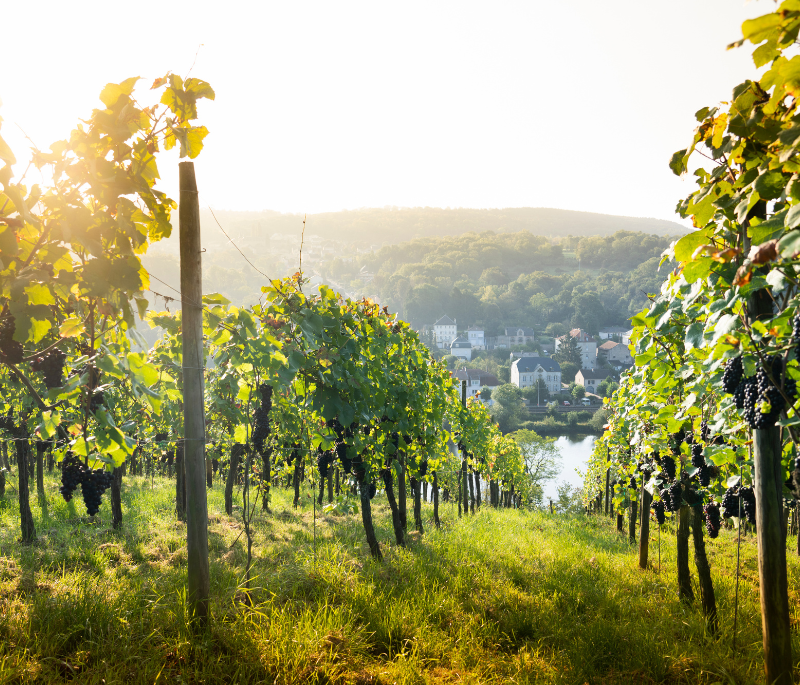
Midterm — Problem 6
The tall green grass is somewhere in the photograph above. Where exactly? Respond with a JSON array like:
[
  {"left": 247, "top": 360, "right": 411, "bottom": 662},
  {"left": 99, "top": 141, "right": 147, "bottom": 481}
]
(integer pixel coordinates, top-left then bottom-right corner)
[{"left": 0, "top": 470, "right": 795, "bottom": 683}]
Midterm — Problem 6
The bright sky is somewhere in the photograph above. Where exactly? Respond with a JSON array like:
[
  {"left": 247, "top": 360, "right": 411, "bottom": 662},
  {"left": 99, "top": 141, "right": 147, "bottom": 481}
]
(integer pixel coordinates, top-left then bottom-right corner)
[{"left": 1, "top": 1, "right": 773, "bottom": 224}]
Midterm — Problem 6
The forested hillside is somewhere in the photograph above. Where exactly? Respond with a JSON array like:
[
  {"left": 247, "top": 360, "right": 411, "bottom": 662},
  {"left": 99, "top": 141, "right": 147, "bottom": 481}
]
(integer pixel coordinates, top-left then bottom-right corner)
[
  {"left": 323, "top": 231, "right": 676, "bottom": 333},
  {"left": 191, "top": 206, "right": 686, "bottom": 247}
]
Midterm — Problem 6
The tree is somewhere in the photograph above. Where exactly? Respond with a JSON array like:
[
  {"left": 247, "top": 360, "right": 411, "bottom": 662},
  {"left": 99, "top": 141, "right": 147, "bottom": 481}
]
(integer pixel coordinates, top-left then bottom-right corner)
[
  {"left": 571, "top": 384, "right": 586, "bottom": 402},
  {"left": 597, "top": 377, "right": 619, "bottom": 397},
  {"left": 490, "top": 384, "right": 526, "bottom": 433},
  {"left": 511, "top": 430, "right": 561, "bottom": 488},
  {"left": 559, "top": 361, "right": 579, "bottom": 384},
  {"left": 545, "top": 322, "right": 567, "bottom": 338},
  {"left": 554, "top": 333, "right": 582, "bottom": 368},
  {"left": 555, "top": 481, "right": 584, "bottom": 514},
  {"left": 442, "top": 354, "right": 459, "bottom": 370}
]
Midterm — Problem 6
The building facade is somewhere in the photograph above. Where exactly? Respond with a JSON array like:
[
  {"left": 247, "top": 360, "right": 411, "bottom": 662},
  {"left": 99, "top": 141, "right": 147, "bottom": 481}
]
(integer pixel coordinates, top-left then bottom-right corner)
[
  {"left": 433, "top": 315, "right": 457, "bottom": 349},
  {"left": 492, "top": 327, "right": 535, "bottom": 349},
  {"left": 510, "top": 357, "right": 562, "bottom": 394},
  {"left": 450, "top": 335, "right": 472, "bottom": 361},
  {"left": 597, "top": 340, "right": 633, "bottom": 367},
  {"left": 575, "top": 368, "right": 615, "bottom": 394},
  {"left": 466, "top": 326, "right": 485, "bottom": 349}
]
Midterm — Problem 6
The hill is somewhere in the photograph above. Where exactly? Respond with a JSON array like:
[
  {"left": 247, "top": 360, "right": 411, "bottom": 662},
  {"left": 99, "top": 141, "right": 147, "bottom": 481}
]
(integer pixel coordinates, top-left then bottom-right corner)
[
  {"left": 322, "top": 230, "right": 675, "bottom": 332},
  {"left": 192, "top": 206, "right": 688, "bottom": 249}
]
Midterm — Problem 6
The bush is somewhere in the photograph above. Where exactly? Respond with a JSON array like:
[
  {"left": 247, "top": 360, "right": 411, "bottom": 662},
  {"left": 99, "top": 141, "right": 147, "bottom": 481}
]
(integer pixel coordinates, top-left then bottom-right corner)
[
  {"left": 567, "top": 412, "right": 579, "bottom": 426},
  {"left": 577, "top": 410, "right": 592, "bottom": 422},
  {"left": 589, "top": 408, "right": 610, "bottom": 432}
]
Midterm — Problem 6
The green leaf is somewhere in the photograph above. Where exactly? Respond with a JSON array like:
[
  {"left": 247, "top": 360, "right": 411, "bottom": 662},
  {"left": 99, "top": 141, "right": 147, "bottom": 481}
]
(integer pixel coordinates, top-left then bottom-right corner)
[
  {"left": 99, "top": 77, "right": 141, "bottom": 108},
  {"left": 674, "top": 230, "right": 709, "bottom": 263},
  {"left": 24, "top": 283, "right": 55, "bottom": 306},
  {"left": 754, "top": 170, "right": 786, "bottom": 200},
  {"left": 59, "top": 316, "right": 85, "bottom": 338},
  {"left": 778, "top": 229, "right": 800, "bottom": 257},
  {"left": 685, "top": 322, "right": 704, "bottom": 350},
  {"left": 786, "top": 203, "right": 800, "bottom": 229},
  {"left": 742, "top": 13, "right": 781, "bottom": 43}
]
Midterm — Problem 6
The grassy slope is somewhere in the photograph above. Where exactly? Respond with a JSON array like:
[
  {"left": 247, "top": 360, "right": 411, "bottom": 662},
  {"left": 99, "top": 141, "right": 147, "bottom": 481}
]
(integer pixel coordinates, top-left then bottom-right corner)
[{"left": 0, "top": 471, "right": 796, "bottom": 684}]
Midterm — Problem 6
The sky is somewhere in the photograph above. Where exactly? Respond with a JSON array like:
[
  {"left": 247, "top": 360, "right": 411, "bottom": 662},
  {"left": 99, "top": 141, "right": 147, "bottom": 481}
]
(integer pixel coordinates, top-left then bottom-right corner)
[{"left": 0, "top": 1, "right": 774, "bottom": 224}]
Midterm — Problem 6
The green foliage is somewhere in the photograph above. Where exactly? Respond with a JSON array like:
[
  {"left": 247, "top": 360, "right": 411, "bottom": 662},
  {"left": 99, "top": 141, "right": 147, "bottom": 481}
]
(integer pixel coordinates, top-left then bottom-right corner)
[
  {"left": 597, "top": 376, "right": 619, "bottom": 398},
  {"left": 559, "top": 360, "right": 579, "bottom": 384},
  {"left": 570, "top": 383, "right": 586, "bottom": 401},
  {"left": 324, "top": 231, "right": 675, "bottom": 332},
  {"left": 554, "top": 334, "right": 582, "bottom": 368}
]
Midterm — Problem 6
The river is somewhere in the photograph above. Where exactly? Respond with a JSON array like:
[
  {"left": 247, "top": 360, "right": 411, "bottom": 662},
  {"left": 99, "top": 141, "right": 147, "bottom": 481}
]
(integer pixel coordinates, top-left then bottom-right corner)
[{"left": 542, "top": 434, "right": 596, "bottom": 502}]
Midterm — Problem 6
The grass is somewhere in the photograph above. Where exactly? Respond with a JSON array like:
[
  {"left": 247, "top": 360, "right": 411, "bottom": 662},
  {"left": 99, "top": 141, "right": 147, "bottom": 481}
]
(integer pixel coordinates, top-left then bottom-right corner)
[{"left": 0, "top": 470, "right": 798, "bottom": 683}]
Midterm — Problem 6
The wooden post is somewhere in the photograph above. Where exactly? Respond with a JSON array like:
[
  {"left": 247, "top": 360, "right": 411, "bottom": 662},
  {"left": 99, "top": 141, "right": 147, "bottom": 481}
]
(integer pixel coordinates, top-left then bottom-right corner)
[
  {"left": 179, "top": 161, "right": 210, "bottom": 624},
  {"left": 638, "top": 484, "right": 651, "bottom": 569},
  {"left": 753, "top": 425, "right": 792, "bottom": 683},
  {"left": 749, "top": 282, "right": 793, "bottom": 684},
  {"left": 432, "top": 470, "right": 441, "bottom": 528},
  {"left": 628, "top": 499, "right": 637, "bottom": 544},
  {"left": 604, "top": 468, "right": 610, "bottom": 516}
]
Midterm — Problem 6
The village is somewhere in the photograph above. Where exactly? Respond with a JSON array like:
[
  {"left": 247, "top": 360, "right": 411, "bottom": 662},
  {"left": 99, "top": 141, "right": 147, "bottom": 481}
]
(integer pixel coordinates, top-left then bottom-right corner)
[{"left": 426, "top": 315, "right": 634, "bottom": 412}]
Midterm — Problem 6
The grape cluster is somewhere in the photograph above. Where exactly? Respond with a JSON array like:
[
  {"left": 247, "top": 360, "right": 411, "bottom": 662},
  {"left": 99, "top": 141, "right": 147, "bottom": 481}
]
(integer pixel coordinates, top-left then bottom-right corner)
[
  {"left": 60, "top": 454, "right": 84, "bottom": 502},
  {"left": 700, "top": 420, "right": 709, "bottom": 443},
  {"left": 740, "top": 486, "right": 757, "bottom": 524},
  {"left": 721, "top": 487, "right": 741, "bottom": 518},
  {"left": 81, "top": 468, "right": 114, "bottom": 516},
  {"left": 629, "top": 476, "right": 637, "bottom": 490},
  {"left": 0, "top": 316, "right": 23, "bottom": 364},
  {"left": 661, "top": 455, "right": 676, "bottom": 481},
  {"left": 317, "top": 449, "right": 334, "bottom": 478},
  {"left": 703, "top": 503, "right": 721, "bottom": 538},
  {"left": 59, "top": 456, "right": 113, "bottom": 515},
  {"left": 660, "top": 488, "right": 674, "bottom": 513},
  {"left": 155, "top": 432, "right": 168, "bottom": 443},
  {"left": 722, "top": 357, "right": 744, "bottom": 394},
  {"left": 653, "top": 500, "right": 666, "bottom": 524},
  {"left": 368, "top": 482, "right": 377, "bottom": 499},
  {"left": 669, "top": 481, "right": 683, "bottom": 509},
  {"left": 734, "top": 357, "right": 794, "bottom": 430},
  {"left": 794, "top": 312, "right": 800, "bottom": 359},
  {"left": 697, "top": 464, "right": 711, "bottom": 487},
  {"left": 336, "top": 441, "right": 352, "bottom": 474},
  {"left": 30, "top": 348, "right": 66, "bottom": 388},
  {"left": 691, "top": 443, "right": 704, "bottom": 468}
]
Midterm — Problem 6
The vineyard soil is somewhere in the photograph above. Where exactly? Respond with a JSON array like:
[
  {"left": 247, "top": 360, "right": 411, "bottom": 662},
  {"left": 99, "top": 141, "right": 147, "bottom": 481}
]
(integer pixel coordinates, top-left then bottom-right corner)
[{"left": 0, "top": 474, "right": 796, "bottom": 684}]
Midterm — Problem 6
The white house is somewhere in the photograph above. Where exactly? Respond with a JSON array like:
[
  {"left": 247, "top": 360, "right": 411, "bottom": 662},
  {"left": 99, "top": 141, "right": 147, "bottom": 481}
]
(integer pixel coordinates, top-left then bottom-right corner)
[
  {"left": 450, "top": 335, "right": 472, "bottom": 361},
  {"left": 555, "top": 328, "right": 597, "bottom": 369},
  {"left": 597, "top": 340, "right": 633, "bottom": 367},
  {"left": 575, "top": 368, "right": 615, "bottom": 394},
  {"left": 621, "top": 329, "right": 634, "bottom": 346},
  {"left": 466, "top": 326, "right": 485, "bottom": 350},
  {"left": 433, "top": 315, "right": 457, "bottom": 349},
  {"left": 598, "top": 326, "right": 628, "bottom": 340},
  {"left": 510, "top": 357, "right": 562, "bottom": 394},
  {"left": 452, "top": 368, "right": 501, "bottom": 400}
]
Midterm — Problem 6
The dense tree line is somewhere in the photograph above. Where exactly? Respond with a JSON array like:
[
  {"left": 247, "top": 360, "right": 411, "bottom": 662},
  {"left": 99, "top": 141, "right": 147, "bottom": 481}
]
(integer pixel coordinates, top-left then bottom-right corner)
[{"left": 324, "top": 231, "right": 676, "bottom": 333}]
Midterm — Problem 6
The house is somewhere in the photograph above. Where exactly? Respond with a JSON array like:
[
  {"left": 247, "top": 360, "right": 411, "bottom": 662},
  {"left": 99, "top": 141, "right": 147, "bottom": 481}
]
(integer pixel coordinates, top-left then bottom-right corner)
[
  {"left": 598, "top": 326, "right": 628, "bottom": 341},
  {"left": 450, "top": 336, "right": 472, "bottom": 361},
  {"left": 597, "top": 340, "right": 633, "bottom": 367},
  {"left": 510, "top": 357, "right": 562, "bottom": 394},
  {"left": 621, "top": 329, "right": 634, "bottom": 346},
  {"left": 491, "top": 327, "right": 535, "bottom": 349},
  {"left": 466, "top": 326, "right": 485, "bottom": 350},
  {"left": 452, "top": 368, "right": 501, "bottom": 400},
  {"left": 433, "top": 315, "right": 457, "bottom": 349},
  {"left": 555, "top": 329, "right": 597, "bottom": 369},
  {"left": 575, "top": 368, "right": 615, "bottom": 394}
]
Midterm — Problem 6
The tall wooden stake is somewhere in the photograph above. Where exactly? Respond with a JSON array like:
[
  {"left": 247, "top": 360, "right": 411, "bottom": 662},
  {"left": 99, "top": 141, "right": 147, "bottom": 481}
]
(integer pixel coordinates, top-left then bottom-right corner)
[
  {"left": 749, "top": 284, "right": 792, "bottom": 684},
  {"left": 179, "top": 162, "right": 210, "bottom": 624}
]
